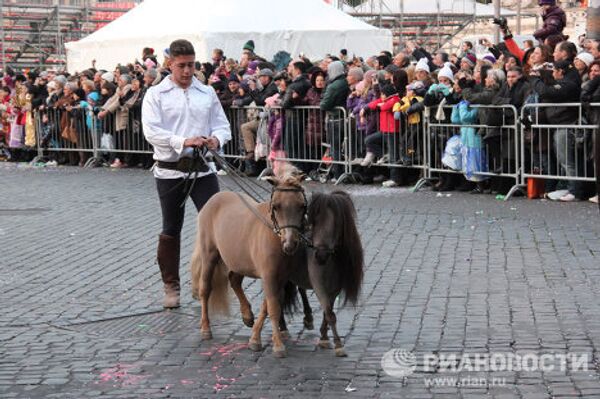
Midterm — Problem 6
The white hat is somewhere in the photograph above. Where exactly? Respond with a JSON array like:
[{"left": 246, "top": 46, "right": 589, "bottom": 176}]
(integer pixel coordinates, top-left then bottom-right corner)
[
  {"left": 415, "top": 58, "right": 430, "bottom": 74},
  {"left": 438, "top": 62, "right": 454, "bottom": 82},
  {"left": 101, "top": 72, "right": 114, "bottom": 82},
  {"left": 576, "top": 52, "right": 594, "bottom": 67}
]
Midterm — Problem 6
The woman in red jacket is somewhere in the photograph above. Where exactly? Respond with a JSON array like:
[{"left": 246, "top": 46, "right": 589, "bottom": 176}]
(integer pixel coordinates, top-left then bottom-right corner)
[{"left": 362, "top": 83, "right": 402, "bottom": 187}]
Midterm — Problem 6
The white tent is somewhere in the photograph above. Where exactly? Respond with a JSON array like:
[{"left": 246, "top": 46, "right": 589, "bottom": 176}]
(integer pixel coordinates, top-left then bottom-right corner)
[
  {"left": 65, "top": 0, "right": 392, "bottom": 72},
  {"left": 343, "top": 0, "right": 516, "bottom": 16}
]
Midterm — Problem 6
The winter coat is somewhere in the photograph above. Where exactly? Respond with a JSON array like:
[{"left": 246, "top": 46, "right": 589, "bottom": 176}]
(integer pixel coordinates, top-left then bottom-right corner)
[
  {"left": 351, "top": 89, "right": 378, "bottom": 134},
  {"left": 581, "top": 76, "right": 600, "bottom": 126},
  {"left": 102, "top": 84, "right": 132, "bottom": 132},
  {"left": 529, "top": 65, "right": 581, "bottom": 125},
  {"left": 304, "top": 87, "right": 325, "bottom": 147},
  {"left": 281, "top": 75, "right": 311, "bottom": 109},
  {"left": 249, "top": 81, "right": 278, "bottom": 106},
  {"left": 320, "top": 74, "right": 349, "bottom": 118},
  {"left": 533, "top": 5, "right": 566, "bottom": 42},
  {"left": 367, "top": 94, "right": 400, "bottom": 134}
]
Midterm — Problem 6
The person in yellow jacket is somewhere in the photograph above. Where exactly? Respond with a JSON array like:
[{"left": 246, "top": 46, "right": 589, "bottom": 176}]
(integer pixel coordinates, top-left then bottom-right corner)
[{"left": 393, "top": 80, "right": 425, "bottom": 164}]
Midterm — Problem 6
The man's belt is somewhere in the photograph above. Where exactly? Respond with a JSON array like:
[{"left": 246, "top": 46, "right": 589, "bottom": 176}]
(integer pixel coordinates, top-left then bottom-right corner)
[{"left": 156, "top": 157, "right": 210, "bottom": 173}]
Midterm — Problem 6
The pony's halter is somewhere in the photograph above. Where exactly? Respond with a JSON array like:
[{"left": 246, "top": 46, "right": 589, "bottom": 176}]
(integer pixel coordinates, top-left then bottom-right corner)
[{"left": 269, "top": 186, "right": 308, "bottom": 237}]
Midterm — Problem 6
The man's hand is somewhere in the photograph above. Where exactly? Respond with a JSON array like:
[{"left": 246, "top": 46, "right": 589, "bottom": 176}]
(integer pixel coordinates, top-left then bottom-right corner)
[
  {"left": 206, "top": 136, "right": 220, "bottom": 150},
  {"left": 98, "top": 110, "right": 107, "bottom": 119},
  {"left": 183, "top": 136, "right": 207, "bottom": 148}
]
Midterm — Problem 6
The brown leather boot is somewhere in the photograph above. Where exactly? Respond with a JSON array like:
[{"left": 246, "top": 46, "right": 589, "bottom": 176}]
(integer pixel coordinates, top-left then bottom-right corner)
[{"left": 157, "top": 234, "right": 180, "bottom": 309}]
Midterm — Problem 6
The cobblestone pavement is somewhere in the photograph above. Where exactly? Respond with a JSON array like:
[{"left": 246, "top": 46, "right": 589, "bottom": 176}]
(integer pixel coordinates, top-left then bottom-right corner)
[{"left": 1, "top": 162, "right": 600, "bottom": 398}]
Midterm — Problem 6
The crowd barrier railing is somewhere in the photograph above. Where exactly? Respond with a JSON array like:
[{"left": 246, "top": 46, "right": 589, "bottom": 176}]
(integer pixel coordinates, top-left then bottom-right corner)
[
  {"left": 520, "top": 103, "right": 598, "bottom": 189},
  {"left": 26, "top": 102, "right": 598, "bottom": 201},
  {"left": 346, "top": 107, "right": 429, "bottom": 185},
  {"left": 415, "top": 104, "right": 523, "bottom": 199}
]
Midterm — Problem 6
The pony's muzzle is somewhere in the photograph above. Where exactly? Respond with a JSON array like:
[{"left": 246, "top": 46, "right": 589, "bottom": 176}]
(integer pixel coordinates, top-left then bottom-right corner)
[{"left": 282, "top": 231, "right": 300, "bottom": 255}]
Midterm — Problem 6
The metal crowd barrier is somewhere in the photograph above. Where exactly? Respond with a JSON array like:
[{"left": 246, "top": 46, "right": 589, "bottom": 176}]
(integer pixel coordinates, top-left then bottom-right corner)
[
  {"left": 521, "top": 103, "right": 598, "bottom": 187},
  {"left": 27, "top": 102, "right": 598, "bottom": 201},
  {"left": 265, "top": 105, "right": 351, "bottom": 184},
  {"left": 416, "top": 104, "right": 522, "bottom": 199},
  {"left": 33, "top": 106, "right": 99, "bottom": 166},
  {"left": 346, "top": 106, "right": 428, "bottom": 183}
]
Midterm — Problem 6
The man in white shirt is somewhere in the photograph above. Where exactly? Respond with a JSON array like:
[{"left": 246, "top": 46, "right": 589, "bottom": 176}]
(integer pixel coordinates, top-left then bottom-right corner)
[{"left": 142, "top": 39, "right": 231, "bottom": 309}]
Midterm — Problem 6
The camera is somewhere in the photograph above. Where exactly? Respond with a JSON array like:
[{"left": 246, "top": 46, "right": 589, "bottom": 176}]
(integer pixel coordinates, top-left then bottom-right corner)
[{"left": 492, "top": 17, "right": 508, "bottom": 30}]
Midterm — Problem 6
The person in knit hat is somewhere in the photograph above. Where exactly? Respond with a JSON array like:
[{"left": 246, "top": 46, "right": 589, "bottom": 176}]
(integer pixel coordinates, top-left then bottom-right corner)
[
  {"left": 575, "top": 52, "right": 594, "bottom": 81},
  {"left": 243, "top": 40, "right": 255, "bottom": 55},
  {"left": 414, "top": 58, "right": 431, "bottom": 87},
  {"left": 460, "top": 53, "right": 477, "bottom": 71},
  {"left": 437, "top": 62, "right": 455, "bottom": 87}
]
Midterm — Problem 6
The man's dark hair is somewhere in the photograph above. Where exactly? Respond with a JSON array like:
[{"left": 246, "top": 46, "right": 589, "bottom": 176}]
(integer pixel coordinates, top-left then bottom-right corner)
[
  {"left": 464, "top": 41, "right": 473, "bottom": 49},
  {"left": 381, "top": 50, "right": 393, "bottom": 59},
  {"left": 213, "top": 48, "right": 224, "bottom": 57},
  {"left": 169, "top": 39, "right": 195, "bottom": 58},
  {"left": 293, "top": 61, "right": 308, "bottom": 74},
  {"left": 557, "top": 41, "right": 577, "bottom": 61},
  {"left": 508, "top": 66, "right": 524, "bottom": 75},
  {"left": 376, "top": 55, "right": 391, "bottom": 68},
  {"left": 553, "top": 59, "right": 572, "bottom": 73}
]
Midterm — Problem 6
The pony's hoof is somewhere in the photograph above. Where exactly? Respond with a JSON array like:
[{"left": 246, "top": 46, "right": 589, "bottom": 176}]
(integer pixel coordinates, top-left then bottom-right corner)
[
  {"left": 273, "top": 348, "right": 287, "bottom": 358},
  {"left": 248, "top": 341, "right": 262, "bottom": 352},
  {"left": 243, "top": 316, "right": 254, "bottom": 328},
  {"left": 201, "top": 330, "right": 213, "bottom": 340},
  {"left": 318, "top": 340, "right": 332, "bottom": 349},
  {"left": 303, "top": 319, "right": 314, "bottom": 330},
  {"left": 280, "top": 330, "right": 291, "bottom": 340},
  {"left": 335, "top": 347, "right": 348, "bottom": 357}
]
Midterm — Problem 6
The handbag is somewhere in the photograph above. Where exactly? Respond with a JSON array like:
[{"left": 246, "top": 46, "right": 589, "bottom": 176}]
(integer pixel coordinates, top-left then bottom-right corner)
[{"left": 61, "top": 119, "right": 78, "bottom": 144}]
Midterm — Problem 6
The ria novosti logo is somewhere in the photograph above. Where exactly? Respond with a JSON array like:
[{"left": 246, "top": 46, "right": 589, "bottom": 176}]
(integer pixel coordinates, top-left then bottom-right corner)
[{"left": 381, "top": 349, "right": 417, "bottom": 377}]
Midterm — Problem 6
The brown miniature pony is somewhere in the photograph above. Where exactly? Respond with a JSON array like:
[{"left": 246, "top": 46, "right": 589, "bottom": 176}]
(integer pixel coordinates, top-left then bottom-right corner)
[{"left": 190, "top": 167, "right": 307, "bottom": 357}]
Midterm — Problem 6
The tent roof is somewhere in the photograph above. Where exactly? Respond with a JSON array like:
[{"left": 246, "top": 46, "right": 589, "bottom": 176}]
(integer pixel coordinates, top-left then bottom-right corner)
[
  {"left": 77, "top": 0, "right": 384, "bottom": 44},
  {"left": 343, "top": 0, "right": 516, "bottom": 17}
]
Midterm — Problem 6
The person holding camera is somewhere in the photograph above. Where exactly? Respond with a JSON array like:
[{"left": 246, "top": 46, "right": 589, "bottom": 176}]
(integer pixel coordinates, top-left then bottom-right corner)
[{"left": 142, "top": 39, "right": 232, "bottom": 308}]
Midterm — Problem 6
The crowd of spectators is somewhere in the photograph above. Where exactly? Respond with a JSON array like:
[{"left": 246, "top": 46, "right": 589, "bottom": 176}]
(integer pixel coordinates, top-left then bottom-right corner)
[{"left": 0, "top": 0, "right": 598, "bottom": 203}]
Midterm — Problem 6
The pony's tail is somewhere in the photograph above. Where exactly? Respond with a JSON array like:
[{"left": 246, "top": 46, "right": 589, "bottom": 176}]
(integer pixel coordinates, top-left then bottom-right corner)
[
  {"left": 189, "top": 230, "right": 203, "bottom": 301},
  {"left": 282, "top": 281, "right": 299, "bottom": 316},
  {"left": 190, "top": 229, "right": 230, "bottom": 315},
  {"left": 207, "top": 260, "right": 231, "bottom": 316}
]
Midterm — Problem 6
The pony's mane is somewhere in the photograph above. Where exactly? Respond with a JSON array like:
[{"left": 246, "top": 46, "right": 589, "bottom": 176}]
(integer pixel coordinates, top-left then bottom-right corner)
[
  {"left": 308, "top": 190, "right": 364, "bottom": 306},
  {"left": 276, "top": 163, "right": 303, "bottom": 187}
]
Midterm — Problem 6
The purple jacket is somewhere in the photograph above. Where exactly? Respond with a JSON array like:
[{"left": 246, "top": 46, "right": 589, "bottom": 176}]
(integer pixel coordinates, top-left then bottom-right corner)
[
  {"left": 533, "top": 6, "right": 566, "bottom": 42},
  {"left": 350, "top": 89, "right": 377, "bottom": 135},
  {"left": 268, "top": 111, "right": 283, "bottom": 151}
]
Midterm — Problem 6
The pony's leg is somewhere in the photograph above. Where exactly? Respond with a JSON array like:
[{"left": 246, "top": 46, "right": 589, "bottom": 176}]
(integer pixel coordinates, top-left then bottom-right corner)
[
  {"left": 278, "top": 311, "right": 290, "bottom": 339},
  {"left": 263, "top": 282, "right": 286, "bottom": 357},
  {"left": 325, "top": 303, "right": 347, "bottom": 357},
  {"left": 318, "top": 312, "right": 332, "bottom": 349},
  {"left": 249, "top": 299, "right": 268, "bottom": 352},
  {"left": 228, "top": 272, "right": 254, "bottom": 328},
  {"left": 299, "top": 288, "right": 314, "bottom": 330},
  {"left": 199, "top": 252, "right": 218, "bottom": 340}
]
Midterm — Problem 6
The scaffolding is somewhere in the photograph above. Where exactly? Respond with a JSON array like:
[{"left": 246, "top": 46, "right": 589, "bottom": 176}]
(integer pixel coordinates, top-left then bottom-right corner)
[
  {"left": 340, "top": 0, "right": 530, "bottom": 52},
  {"left": 1, "top": 0, "right": 141, "bottom": 70}
]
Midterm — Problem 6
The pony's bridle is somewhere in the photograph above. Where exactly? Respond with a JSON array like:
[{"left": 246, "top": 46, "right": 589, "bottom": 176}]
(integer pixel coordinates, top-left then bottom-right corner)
[{"left": 269, "top": 186, "right": 308, "bottom": 238}]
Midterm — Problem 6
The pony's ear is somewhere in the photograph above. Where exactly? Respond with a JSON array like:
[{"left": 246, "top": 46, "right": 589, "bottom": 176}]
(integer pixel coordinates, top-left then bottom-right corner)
[
  {"left": 294, "top": 172, "right": 307, "bottom": 183},
  {"left": 264, "top": 176, "right": 278, "bottom": 186}
]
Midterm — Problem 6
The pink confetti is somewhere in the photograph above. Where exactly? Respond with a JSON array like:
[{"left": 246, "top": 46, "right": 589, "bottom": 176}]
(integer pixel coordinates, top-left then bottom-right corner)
[{"left": 180, "top": 379, "right": 194, "bottom": 385}]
